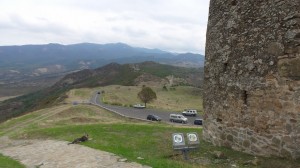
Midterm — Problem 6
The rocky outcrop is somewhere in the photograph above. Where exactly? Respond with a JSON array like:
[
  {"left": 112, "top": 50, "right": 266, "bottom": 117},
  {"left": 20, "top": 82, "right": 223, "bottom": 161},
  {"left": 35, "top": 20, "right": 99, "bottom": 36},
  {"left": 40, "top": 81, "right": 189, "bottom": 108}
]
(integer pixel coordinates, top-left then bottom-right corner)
[{"left": 203, "top": 0, "right": 300, "bottom": 159}]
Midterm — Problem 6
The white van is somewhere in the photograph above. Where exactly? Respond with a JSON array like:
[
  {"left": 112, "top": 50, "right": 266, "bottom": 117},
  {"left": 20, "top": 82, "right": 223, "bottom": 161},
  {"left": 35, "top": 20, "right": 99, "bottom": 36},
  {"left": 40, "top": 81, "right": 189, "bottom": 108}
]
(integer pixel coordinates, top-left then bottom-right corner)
[
  {"left": 169, "top": 114, "right": 188, "bottom": 124},
  {"left": 182, "top": 109, "right": 197, "bottom": 116}
]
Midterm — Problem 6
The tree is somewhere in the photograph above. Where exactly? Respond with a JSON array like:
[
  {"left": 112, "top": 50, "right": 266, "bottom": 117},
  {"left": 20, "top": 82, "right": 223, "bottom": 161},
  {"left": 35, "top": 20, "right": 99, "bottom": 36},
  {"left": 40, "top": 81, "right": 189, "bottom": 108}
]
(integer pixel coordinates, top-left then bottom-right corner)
[{"left": 137, "top": 86, "right": 157, "bottom": 107}]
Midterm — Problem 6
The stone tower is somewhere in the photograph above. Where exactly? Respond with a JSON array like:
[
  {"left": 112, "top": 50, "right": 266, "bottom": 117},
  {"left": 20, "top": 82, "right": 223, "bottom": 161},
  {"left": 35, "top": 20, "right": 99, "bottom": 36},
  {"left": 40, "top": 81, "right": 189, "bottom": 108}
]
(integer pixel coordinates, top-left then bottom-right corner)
[{"left": 203, "top": 0, "right": 300, "bottom": 158}]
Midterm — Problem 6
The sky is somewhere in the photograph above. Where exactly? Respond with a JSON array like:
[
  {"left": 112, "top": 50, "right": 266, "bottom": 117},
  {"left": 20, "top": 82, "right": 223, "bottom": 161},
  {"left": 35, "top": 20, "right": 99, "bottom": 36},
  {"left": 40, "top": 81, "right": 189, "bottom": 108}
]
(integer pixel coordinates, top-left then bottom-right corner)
[{"left": 0, "top": 0, "right": 210, "bottom": 54}]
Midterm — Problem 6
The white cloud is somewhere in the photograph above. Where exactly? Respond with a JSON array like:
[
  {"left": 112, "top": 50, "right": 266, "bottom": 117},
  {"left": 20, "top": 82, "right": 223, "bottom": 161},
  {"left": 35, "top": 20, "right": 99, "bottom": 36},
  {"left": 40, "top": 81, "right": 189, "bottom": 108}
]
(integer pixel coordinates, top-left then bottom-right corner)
[{"left": 0, "top": 0, "right": 210, "bottom": 54}]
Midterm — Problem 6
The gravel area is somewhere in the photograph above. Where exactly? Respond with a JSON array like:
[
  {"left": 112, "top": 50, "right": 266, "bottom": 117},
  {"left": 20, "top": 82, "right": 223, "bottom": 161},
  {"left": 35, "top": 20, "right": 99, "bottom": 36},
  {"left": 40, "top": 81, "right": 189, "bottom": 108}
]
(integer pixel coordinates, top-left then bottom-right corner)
[{"left": 0, "top": 136, "right": 150, "bottom": 168}]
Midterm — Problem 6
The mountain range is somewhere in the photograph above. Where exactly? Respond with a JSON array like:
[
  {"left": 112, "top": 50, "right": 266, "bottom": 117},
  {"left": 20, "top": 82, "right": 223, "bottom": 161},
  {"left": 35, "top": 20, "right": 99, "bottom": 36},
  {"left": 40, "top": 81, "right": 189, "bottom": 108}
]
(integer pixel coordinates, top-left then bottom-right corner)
[
  {"left": 0, "top": 43, "right": 204, "bottom": 97},
  {"left": 0, "top": 42, "right": 204, "bottom": 75}
]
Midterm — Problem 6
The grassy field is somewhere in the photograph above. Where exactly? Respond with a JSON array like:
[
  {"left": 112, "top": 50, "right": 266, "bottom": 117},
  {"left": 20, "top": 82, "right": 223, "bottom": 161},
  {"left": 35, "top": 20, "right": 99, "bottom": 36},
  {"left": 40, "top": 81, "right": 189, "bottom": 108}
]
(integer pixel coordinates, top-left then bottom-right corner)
[
  {"left": 99, "top": 85, "right": 203, "bottom": 113},
  {"left": 1, "top": 86, "right": 299, "bottom": 168}
]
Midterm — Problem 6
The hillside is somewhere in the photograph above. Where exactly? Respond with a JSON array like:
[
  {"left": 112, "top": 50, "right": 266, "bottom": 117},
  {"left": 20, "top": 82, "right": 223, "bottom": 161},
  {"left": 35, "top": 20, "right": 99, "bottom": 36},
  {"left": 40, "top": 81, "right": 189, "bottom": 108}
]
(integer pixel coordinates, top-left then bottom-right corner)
[
  {"left": 0, "top": 43, "right": 204, "bottom": 97},
  {"left": 1, "top": 90, "right": 298, "bottom": 168},
  {"left": 0, "top": 62, "right": 203, "bottom": 122},
  {"left": 56, "top": 61, "right": 203, "bottom": 88}
]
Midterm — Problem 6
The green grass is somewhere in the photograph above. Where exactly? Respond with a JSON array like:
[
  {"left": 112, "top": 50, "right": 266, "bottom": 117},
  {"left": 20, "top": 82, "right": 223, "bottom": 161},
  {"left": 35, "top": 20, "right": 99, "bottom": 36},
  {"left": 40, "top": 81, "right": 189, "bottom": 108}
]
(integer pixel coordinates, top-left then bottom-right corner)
[
  {"left": 17, "top": 123, "right": 202, "bottom": 168},
  {"left": 0, "top": 154, "right": 25, "bottom": 168},
  {"left": 12, "top": 122, "right": 300, "bottom": 168}
]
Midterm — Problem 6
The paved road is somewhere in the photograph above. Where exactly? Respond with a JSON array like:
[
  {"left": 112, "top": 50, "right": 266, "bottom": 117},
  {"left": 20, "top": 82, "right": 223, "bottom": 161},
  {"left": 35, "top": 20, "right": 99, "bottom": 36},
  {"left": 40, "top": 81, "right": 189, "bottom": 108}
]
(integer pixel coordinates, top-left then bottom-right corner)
[{"left": 90, "top": 93, "right": 202, "bottom": 126}]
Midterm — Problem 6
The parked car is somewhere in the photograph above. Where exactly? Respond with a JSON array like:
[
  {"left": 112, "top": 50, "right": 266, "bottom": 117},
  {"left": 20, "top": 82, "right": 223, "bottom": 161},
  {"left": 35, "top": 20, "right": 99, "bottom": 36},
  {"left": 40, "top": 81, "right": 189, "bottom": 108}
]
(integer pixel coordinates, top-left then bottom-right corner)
[
  {"left": 169, "top": 114, "right": 188, "bottom": 124},
  {"left": 194, "top": 119, "right": 203, "bottom": 125},
  {"left": 182, "top": 109, "right": 197, "bottom": 116},
  {"left": 133, "top": 104, "right": 146, "bottom": 109},
  {"left": 147, "top": 114, "right": 161, "bottom": 121}
]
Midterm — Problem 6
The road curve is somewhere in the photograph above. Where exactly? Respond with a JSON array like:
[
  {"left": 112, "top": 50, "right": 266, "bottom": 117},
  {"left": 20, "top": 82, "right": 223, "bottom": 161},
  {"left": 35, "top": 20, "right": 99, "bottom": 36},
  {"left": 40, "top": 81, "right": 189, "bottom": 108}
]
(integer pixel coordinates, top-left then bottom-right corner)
[{"left": 90, "top": 92, "right": 202, "bottom": 126}]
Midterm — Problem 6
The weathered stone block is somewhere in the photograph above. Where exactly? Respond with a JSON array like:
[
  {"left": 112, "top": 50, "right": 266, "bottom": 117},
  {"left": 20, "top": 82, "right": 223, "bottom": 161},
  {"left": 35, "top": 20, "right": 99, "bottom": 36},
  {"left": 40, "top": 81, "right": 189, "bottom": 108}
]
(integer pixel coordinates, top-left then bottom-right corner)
[
  {"left": 282, "top": 136, "right": 292, "bottom": 146},
  {"left": 286, "top": 124, "right": 293, "bottom": 134},
  {"left": 278, "top": 58, "right": 300, "bottom": 79},
  {"left": 243, "top": 140, "right": 251, "bottom": 148},
  {"left": 227, "top": 134, "right": 234, "bottom": 142},
  {"left": 220, "top": 133, "right": 226, "bottom": 140},
  {"left": 266, "top": 42, "right": 284, "bottom": 56},
  {"left": 251, "top": 144, "right": 261, "bottom": 154},
  {"left": 250, "top": 137, "right": 257, "bottom": 143},
  {"left": 281, "top": 148, "right": 292, "bottom": 158},
  {"left": 272, "top": 137, "right": 281, "bottom": 148}
]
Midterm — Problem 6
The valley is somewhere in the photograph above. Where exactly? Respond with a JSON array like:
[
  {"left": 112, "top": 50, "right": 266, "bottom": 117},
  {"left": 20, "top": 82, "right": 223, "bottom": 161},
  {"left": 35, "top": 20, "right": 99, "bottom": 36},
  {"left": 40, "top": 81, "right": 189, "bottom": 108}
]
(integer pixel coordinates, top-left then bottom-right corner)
[{"left": 0, "top": 62, "right": 203, "bottom": 123}]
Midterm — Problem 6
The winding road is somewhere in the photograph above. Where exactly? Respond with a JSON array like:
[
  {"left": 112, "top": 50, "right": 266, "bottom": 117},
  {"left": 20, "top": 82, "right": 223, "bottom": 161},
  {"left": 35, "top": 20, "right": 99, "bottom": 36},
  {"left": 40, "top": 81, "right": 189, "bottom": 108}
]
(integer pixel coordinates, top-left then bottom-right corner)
[{"left": 90, "top": 92, "right": 202, "bottom": 126}]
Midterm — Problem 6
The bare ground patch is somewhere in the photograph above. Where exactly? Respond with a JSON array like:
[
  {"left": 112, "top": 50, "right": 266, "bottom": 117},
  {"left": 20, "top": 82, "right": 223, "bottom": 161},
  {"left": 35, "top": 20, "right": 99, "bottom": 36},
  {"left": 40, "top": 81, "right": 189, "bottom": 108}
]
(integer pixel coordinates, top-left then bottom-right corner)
[{"left": 0, "top": 138, "right": 150, "bottom": 168}]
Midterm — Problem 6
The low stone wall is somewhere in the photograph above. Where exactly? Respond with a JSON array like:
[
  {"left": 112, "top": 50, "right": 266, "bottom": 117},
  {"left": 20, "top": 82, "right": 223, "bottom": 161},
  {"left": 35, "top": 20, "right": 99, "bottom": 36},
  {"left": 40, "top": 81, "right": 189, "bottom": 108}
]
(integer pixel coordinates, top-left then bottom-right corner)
[{"left": 203, "top": 0, "right": 300, "bottom": 159}]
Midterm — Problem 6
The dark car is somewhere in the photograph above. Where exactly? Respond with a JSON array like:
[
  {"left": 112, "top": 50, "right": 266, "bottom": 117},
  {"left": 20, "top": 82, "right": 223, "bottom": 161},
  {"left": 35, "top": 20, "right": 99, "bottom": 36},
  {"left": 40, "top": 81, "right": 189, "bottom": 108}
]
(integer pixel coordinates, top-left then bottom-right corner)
[
  {"left": 147, "top": 114, "right": 161, "bottom": 121},
  {"left": 194, "top": 119, "right": 203, "bottom": 125}
]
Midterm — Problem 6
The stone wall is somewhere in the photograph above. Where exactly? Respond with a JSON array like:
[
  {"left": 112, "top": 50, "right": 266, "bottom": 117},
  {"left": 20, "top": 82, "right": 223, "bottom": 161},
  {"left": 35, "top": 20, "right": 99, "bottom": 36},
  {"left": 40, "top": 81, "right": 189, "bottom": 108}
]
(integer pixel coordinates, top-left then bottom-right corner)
[{"left": 203, "top": 0, "right": 300, "bottom": 159}]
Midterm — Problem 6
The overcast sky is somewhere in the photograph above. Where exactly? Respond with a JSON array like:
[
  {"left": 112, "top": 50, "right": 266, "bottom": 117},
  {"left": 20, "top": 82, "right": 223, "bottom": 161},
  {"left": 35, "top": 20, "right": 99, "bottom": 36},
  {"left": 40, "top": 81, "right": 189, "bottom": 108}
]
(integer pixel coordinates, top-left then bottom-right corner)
[{"left": 0, "top": 0, "right": 210, "bottom": 54}]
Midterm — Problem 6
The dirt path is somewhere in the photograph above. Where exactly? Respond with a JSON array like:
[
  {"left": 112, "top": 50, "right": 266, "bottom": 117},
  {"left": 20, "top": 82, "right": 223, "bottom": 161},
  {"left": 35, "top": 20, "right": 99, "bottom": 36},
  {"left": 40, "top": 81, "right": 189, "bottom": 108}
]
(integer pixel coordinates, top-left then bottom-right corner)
[
  {"left": 0, "top": 104, "right": 151, "bottom": 168},
  {"left": 0, "top": 137, "right": 150, "bottom": 168}
]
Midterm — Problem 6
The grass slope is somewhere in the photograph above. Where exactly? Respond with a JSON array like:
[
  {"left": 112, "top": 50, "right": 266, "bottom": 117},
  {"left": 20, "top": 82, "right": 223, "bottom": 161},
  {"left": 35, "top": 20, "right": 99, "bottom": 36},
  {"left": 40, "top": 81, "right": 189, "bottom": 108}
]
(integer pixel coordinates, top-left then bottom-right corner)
[{"left": 0, "top": 92, "right": 299, "bottom": 167}]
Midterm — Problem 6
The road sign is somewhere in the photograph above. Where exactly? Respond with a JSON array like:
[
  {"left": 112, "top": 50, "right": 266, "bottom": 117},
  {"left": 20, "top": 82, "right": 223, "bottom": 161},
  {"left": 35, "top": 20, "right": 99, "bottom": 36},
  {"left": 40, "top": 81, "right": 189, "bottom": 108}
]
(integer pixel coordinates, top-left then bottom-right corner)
[
  {"left": 186, "top": 132, "right": 200, "bottom": 146},
  {"left": 172, "top": 132, "right": 200, "bottom": 160},
  {"left": 172, "top": 133, "right": 185, "bottom": 149}
]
